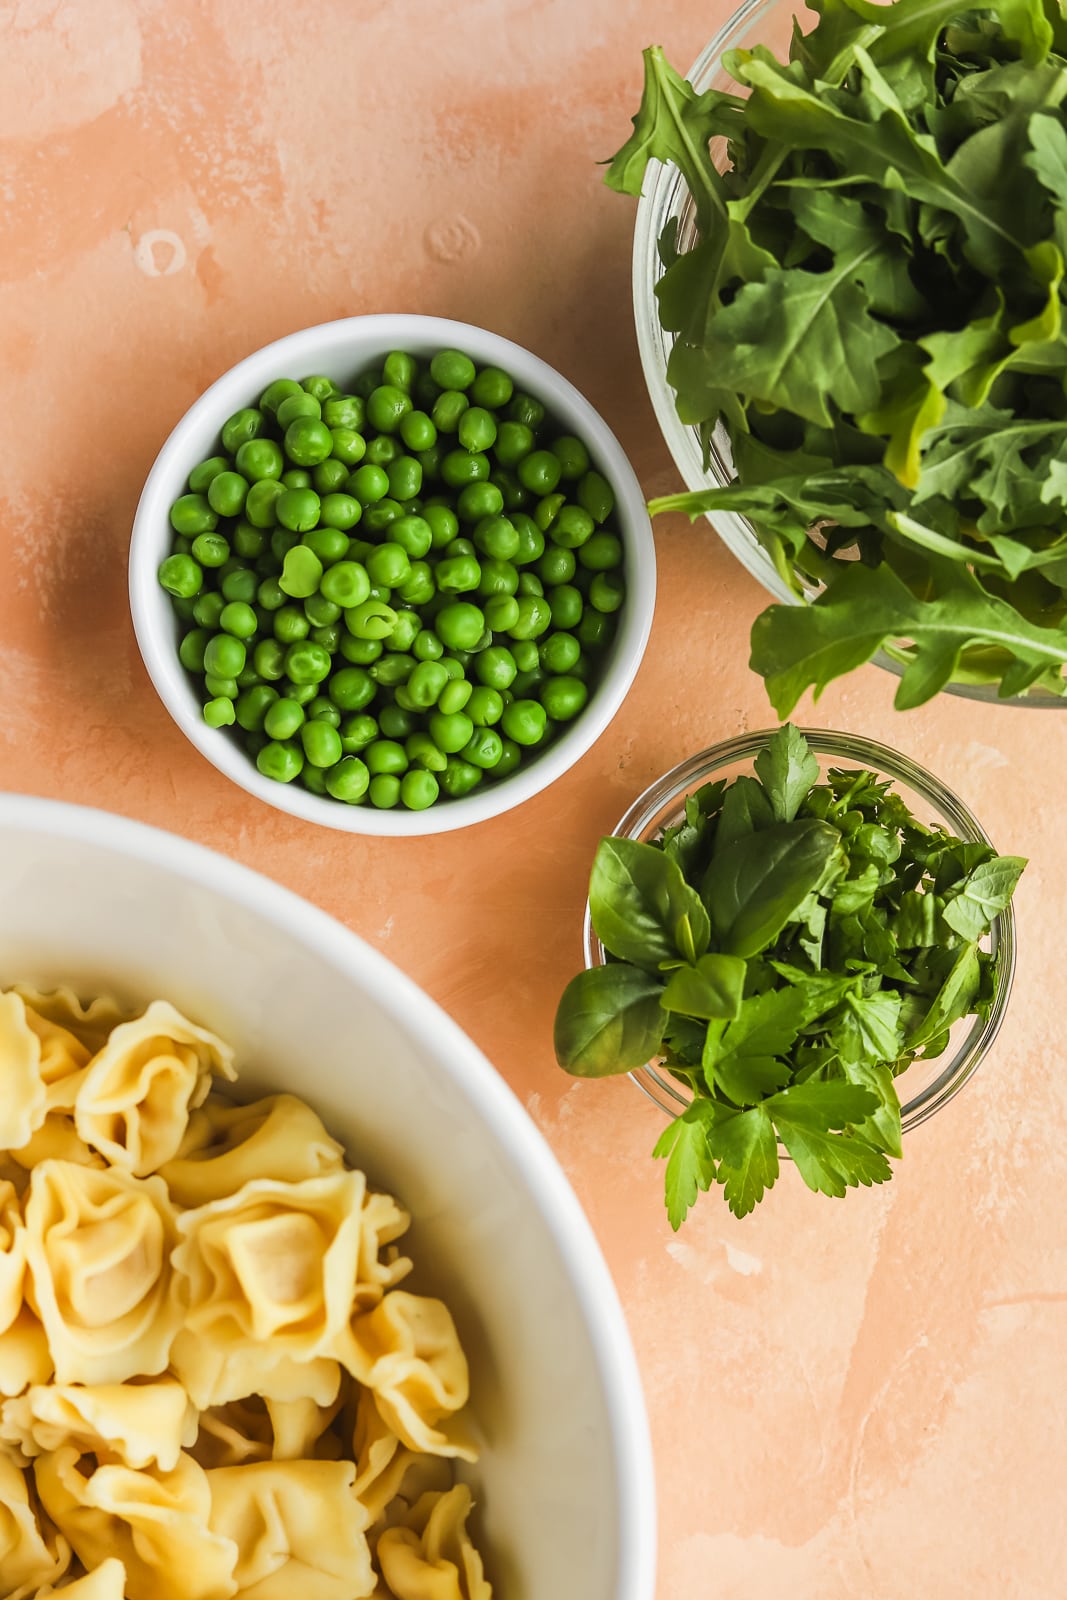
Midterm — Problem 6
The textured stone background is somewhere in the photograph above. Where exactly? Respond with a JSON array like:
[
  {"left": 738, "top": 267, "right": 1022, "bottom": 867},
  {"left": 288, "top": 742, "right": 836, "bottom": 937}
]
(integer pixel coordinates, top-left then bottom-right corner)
[{"left": 2, "top": 2, "right": 1064, "bottom": 1595}]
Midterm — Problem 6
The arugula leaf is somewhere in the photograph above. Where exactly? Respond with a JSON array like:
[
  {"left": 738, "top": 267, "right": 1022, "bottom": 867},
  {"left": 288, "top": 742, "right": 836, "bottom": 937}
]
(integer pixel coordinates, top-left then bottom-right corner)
[
  {"left": 653, "top": 1099, "right": 719, "bottom": 1230},
  {"left": 707, "top": 1104, "right": 780, "bottom": 1218},
  {"left": 941, "top": 855, "right": 1027, "bottom": 940},
  {"left": 589, "top": 837, "right": 711, "bottom": 970},
  {"left": 705, "top": 819, "right": 842, "bottom": 957},
  {"left": 754, "top": 722, "right": 820, "bottom": 822},
  {"left": 661, "top": 952, "right": 747, "bottom": 1020},
  {"left": 553, "top": 964, "right": 666, "bottom": 1077}
]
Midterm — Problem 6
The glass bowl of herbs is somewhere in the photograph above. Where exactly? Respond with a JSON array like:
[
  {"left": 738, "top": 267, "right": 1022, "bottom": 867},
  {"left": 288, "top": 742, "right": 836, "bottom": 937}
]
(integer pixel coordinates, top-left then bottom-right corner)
[
  {"left": 554, "top": 726, "right": 1023, "bottom": 1225},
  {"left": 621, "top": 0, "right": 1067, "bottom": 710}
]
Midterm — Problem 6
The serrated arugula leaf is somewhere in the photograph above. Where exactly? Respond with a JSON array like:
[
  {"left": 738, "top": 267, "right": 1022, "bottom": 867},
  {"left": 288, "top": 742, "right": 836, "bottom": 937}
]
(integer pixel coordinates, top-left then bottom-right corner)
[
  {"left": 941, "top": 855, "right": 1028, "bottom": 940},
  {"left": 653, "top": 1099, "right": 719, "bottom": 1230},
  {"left": 707, "top": 1104, "right": 780, "bottom": 1218},
  {"left": 754, "top": 722, "right": 819, "bottom": 822},
  {"left": 553, "top": 964, "right": 666, "bottom": 1078}
]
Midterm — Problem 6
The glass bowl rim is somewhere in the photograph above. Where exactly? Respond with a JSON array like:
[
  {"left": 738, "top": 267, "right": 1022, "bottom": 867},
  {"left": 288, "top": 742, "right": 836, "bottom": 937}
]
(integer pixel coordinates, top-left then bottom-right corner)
[{"left": 581, "top": 725, "right": 1018, "bottom": 1133}]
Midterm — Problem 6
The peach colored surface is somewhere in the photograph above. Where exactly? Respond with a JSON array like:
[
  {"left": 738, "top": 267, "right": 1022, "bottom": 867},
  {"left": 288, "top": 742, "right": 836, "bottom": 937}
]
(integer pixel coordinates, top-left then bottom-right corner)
[{"left": 2, "top": 3, "right": 1064, "bottom": 1596}]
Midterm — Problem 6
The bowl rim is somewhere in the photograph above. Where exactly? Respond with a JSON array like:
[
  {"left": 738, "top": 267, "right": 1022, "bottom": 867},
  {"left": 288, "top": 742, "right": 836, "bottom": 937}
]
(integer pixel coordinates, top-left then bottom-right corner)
[
  {"left": 0, "top": 788, "right": 658, "bottom": 1599},
  {"left": 129, "top": 312, "right": 657, "bottom": 835},
  {"left": 582, "top": 725, "right": 1018, "bottom": 1134}
]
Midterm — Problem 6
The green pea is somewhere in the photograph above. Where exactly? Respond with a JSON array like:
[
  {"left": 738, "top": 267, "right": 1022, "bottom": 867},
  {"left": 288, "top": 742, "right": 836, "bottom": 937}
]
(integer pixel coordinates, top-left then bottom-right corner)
[
  {"left": 365, "top": 435, "right": 400, "bottom": 468},
  {"left": 430, "top": 350, "right": 476, "bottom": 391},
  {"left": 159, "top": 554, "right": 204, "bottom": 598},
  {"left": 274, "top": 605, "right": 310, "bottom": 644},
  {"left": 400, "top": 769, "right": 440, "bottom": 810},
  {"left": 314, "top": 458, "right": 351, "bottom": 494},
  {"left": 478, "top": 560, "right": 519, "bottom": 600},
  {"left": 370, "top": 653, "right": 415, "bottom": 688},
  {"left": 444, "top": 536, "right": 477, "bottom": 559},
  {"left": 387, "top": 455, "right": 422, "bottom": 502},
  {"left": 245, "top": 479, "right": 286, "bottom": 527},
  {"left": 272, "top": 531, "right": 300, "bottom": 566},
  {"left": 345, "top": 599, "right": 398, "bottom": 640},
  {"left": 502, "top": 697, "right": 548, "bottom": 745},
  {"left": 188, "top": 456, "right": 231, "bottom": 493},
  {"left": 204, "top": 471, "right": 247, "bottom": 519},
  {"left": 340, "top": 635, "right": 383, "bottom": 665},
  {"left": 578, "top": 609, "right": 614, "bottom": 649},
  {"left": 363, "top": 739, "right": 407, "bottom": 776},
  {"left": 308, "top": 695, "right": 342, "bottom": 726},
  {"left": 441, "top": 450, "right": 490, "bottom": 490},
  {"left": 506, "top": 392, "right": 545, "bottom": 430},
  {"left": 320, "top": 493, "right": 362, "bottom": 530},
  {"left": 474, "top": 646, "right": 517, "bottom": 690},
  {"left": 316, "top": 561, "right": 367, "bottom": 609},
  {"left": 535, "top": 493, "right": 566, "bottom": 533},
  {"left": 539, "top": 631, "right": 581, "bottom": 675},
  {"left": 473, "top": 515, "right": 519, "bottom": 561},
  {"left": 301, "top": 765, "right": 328, "bottom": 795},
  {"left": 204, "top": 633, "right": 247, "bottom": 678},
  {"left": 385, "top": 611, "right": 421, "bottom": 653},
  {"left": 550, "top": 435, "right": 592, "bottom": 480},
  {"left": 489, "top": 467, "right": 528, "bottom": 512},
  {"left": 436, "top": 601, "right": 485, "bottom": 651},
  {"left": 512, "top": 639, "right": 540, "bottom": 672},
  {"left": 378, "top": 705, "right": 415, "bottom": 740},
  {"left": 438, "top": 677, "right": 473, "bottom": 716},
  {"left": 429, "top": 710, "right": 474, "bottom": 753},
  {"left": 175, "top": 631, "right": 207, "bottom": 676},
  {"left": 494, "top": 421, "right": 533, "bottom": 468},
  {"left": 416, "top": 443, "right": 443, "bottom": 481},
  {"left": 578, "top": 469, "right": 615, "bottom": 525},
  {"left": 219, "top": 601, "right": 258, "bottom": 639},
  {"left": 257, "top": 577, "right": 286, "bottom": 612},
  {"left": 367, "top": 384, "right": 413, "bottom": 434},
  {"left": 494, "top": 737, "right": 522, "bottom": 779},
  {"left": 204, "top": 672, "right": 238, "bottom": 699},
  {"left": 517, "top": 450, "right": 562, "bottom": 495},
  {"left": 233, "top": 522, "right": 267, "bottom": 560},
  {"left": 435, "top": 556, "right": 481, "bottom": 594},
  {"left": 353, "top": 367, "right": 383, "bottom": 399},
  {"left": 441, "top": 656, "right": 466, "bottom": 680},
  {"left": 398, "top": 561, "right": 435, "bottom": 606},
  {"left": 578, "top": 531, "right": 622, "bottom": 571},
  {"left": 423, "top": 504, "right": 459, "bottom": 547},
  {"left": 509, "top": 595, "right": 552, "bottom": 640},
  {"left": 470, "top": 366, "right": 514, "bottom": 410},
  {"left": 330, "top": 427, "right": 367, "bottom": 467},
  {"left": 309, "top": 624, "right": 340, "bottom": 651},
  {"left": 431, "top": 390, "right": 469, "bottom": 433},
  {"left": 277, "top": 392, "right": 321, "bottom": 428},
  {"left": 260, "top": 380, "right": 304, "bottom": 417},
  {"left": 406, "top": 732, "right": 448, "bottom": 772},
  {"left": 282, "top": 681, "right": 317, "bottom": 705},
  {"left": 282, "top": 470, "right": 312, "bottom": 491},
  {"left": 284, "top": 417, "right": 333, "bottom": 467},
  {"left": 254, "top": 638, "right": 287, "bottom": 680},
  {"left": 220, "top": 565, "right": 258, "bottom": 605},
  {"left": 204, "top": 695, "right": 239, "bottom": 729},
  {"left": 382, "top": 351, "right": 418, "bottom": 392},
  {"left": 193, "top": 591, "right": 226, "bottom": 629},
  {"left": 172, "top": 594, "right": 198, "bottom": 621},
  {"left": 440, "top": 757, "right": 483, "bottom": 798},
  {"left": 234, "top": 439, "right": 283, "bottom": 482},
  {"left": 300, "top": 720, "right": 343, "bottom": 768},
  {"left": 540, "top": 675, "right": 589, "bottom": 721},
  {"left": 368, "top": 773, "right": 401, "bottom": 808},
  {"left": 256, "top": 740, "right": 304, "bottom": 783},
  {"left": 512, "top": 666, "right": 545, "bottom": 697},
  {"left": 549, "top": 584, "right": 584, "bottom": 630},
  {"left": 302, "top": 374, "right": 339, "bottom": 401},
  {"left": 302, "top": 526, "right": 350, "bottom": 565},
  {"left": 221, "top": 408, "right": 265, "bottom": 454},
  {"left": 326, "top": 757, "right": 371, "bottom": 803},
  {"left": 484, "top": 594, "right": 520, "bottom": 632},
  {"left": 538, "top": 545, "right": 576, "bottom": 586},
  {"left": 235, "top": 663, "right": 262, "bottom": 689},
  {"left": 461, "top": 727, "right": 503, "bottom": 769},
  {"left": 511, "top": 513, "right": 545, "bottom": 564},
  {"left": 413, "top": 628, "right": 443, "bottom": 662},
  {"left": 323, "top": 395, "right": 366, "bottom": 430},
  {"left": 517, "top": 572, "right": 544, "bottom": 598},
  {"left": 348, "top": 464, "right": 390, "bottom": 504},
  {"left": 235, "top": 684, "right": 278, "bottom": 732},
  {"left": 279, "top": 546, "right": 323, "bottom": 599},
  {"left": 339, "top": 714, "right": 378, "bottom": 754},
  {"left": 284, "top": 640, "right": 332, "bottom": 684},
  {"left": 458, "top": 406, "right": 497, "bottom": 454},
  {"left": 457, "top": 481, "right": 504, "bottom": 522},
  {"left": 362, "top": 498, "right": 403, "bottom": 535},
  {"left": 276, "top": 487, "right": 321, "bottom": 533},
  {"left": 328, "top": 666, "right": 376, "bottom": 711},
  {"left": 169, "top": 494, "right": 217, "bottom": 536},
  {"left": 466, "top": 686, "right": 504, "bottom": 726},
  {"left": 400, "top": 409, "right": 436, "bottom": 451},
  {"left": 364, "top": 544, "right": 410, "bottom": 589},
  {"left": 590, "top": 571, "right": 625, "bottom": 613}
]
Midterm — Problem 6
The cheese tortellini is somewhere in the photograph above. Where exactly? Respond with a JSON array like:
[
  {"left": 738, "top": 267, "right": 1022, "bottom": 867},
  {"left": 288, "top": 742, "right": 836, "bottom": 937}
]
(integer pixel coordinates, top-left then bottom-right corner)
[{"left": 0, "top": 987, "right": 492, "bottom": 1599}]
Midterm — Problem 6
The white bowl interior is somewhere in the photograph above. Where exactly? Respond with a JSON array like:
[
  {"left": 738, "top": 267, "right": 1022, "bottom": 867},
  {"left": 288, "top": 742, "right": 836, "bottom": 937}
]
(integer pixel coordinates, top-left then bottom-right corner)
[
  {"left": 130, "top": 313, "right": 657, "bottom": 834},
  {"left": 0, "top": 794, "right": 656, "bottom": 1599}
]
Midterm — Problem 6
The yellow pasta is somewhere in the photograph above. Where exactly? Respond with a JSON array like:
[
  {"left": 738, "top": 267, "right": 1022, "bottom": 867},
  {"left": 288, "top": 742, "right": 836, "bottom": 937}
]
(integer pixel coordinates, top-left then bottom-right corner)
[{"left": 0, "top": 986, "right": 492, "bottom": 1599}]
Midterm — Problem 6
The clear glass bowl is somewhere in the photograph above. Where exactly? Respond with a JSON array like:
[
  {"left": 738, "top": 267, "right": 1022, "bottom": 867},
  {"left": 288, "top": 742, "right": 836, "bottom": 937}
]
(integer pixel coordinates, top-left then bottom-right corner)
[
  {"left": 631, "top": 0, "right": 1066, "bottom": 707},
  {"left": 582, "top": 728, "right": 1017, "bottom": 1134}
]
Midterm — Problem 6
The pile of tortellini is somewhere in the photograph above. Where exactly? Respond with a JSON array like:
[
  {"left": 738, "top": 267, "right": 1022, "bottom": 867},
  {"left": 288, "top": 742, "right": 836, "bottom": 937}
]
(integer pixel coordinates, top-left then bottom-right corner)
[{"left": 0, "top": 985, "right": 492, "bottom": 1600}]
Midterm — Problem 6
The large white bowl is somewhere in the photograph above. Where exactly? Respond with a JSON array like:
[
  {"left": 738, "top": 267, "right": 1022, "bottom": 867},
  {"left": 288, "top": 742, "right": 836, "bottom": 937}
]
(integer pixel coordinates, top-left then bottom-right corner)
[
  {"left": 130, "top": 313, "right": 657, "bottom": 834},
  {"left": 0, "top": 793, "right": 657, "bottom": 1599}
]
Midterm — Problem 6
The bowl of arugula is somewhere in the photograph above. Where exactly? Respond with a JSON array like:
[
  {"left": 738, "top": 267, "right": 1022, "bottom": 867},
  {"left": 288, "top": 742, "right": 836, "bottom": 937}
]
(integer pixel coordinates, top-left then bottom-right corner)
[
  {"left": 616, "top": 0, "right": 1067, "bottom": 710},
  {"left": 553, "top": 726, "right": 1023, "bottom": 1225}
]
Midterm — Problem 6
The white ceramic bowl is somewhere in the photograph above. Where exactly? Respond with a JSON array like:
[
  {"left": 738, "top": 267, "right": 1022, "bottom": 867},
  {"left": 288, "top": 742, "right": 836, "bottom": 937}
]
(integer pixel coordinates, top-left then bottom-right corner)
[
  {"left": 130, "top": 314, "right": 657, "bottom": 834},
  {"left": 0, "top": 792, "right": 656, "bottom": 1599}
]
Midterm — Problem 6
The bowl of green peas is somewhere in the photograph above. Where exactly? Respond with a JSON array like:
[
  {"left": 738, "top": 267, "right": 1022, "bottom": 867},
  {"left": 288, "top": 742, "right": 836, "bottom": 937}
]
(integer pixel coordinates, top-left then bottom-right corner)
[{"left": 130, "top": 314, "right": 656, "bottom": 833}]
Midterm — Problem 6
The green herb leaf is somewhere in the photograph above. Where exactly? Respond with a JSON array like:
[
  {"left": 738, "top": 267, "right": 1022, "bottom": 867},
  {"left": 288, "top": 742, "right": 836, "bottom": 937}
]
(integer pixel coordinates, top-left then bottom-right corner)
[
  {"left": 661, "top": 952, "right": 747, "bottom": 1020},
  {"left": 941, "top": 855, "right": 1027, "bottom": 940},
  {"left": 705, "top": 819, "right": 842, "bottom": 957},
  {"left": 906, "top": 941, "right": 981, "bottom": 1049},
  {"left": 707, "top": 1104, "right": 780, "bottom": 1218},
  {"left": 753, "top": 723, "right": 820, "bottom": 823},
  {"left": 553, "top": 964, "right": 666, "bottom": 1078},
  {"left": 769, "top": 1080, "right": 891, "bottom": 1197},
  {"left": 654, "top": 1099, "right": 720, "bottom": 1229},
  {"left": 589, "top": 837, "right": 711, "bottom": 971}
]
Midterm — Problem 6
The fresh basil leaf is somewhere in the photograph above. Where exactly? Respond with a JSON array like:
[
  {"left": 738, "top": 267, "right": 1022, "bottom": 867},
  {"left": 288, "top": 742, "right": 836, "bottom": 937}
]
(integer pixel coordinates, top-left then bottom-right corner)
[
  {"left": 553, "top": 964, "right": 666, "bottom": 1078},
  {"left": 707, "top": 1104, "right": 780, "bottom": 1218},
  {"left": 906, "top": 941, "right": 982, "bottom": 1049},
  {"left": 941, "top": 855, "right": 1027, "bottom": 940},
  {"left": 589, "top": 836, "right": 711, "bottom": 971},
  {"left": 661, "top": 953, "right": 747, "bottom": 1021},
  {"left": 753, "top": 722, "right": 820, "bottom": 822},
  {"left": 704, "top": 818, "right": 841, "bottom": 957},
  {"left": 653, "top": 1099, "right": 720, "bottom": 1230}
]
